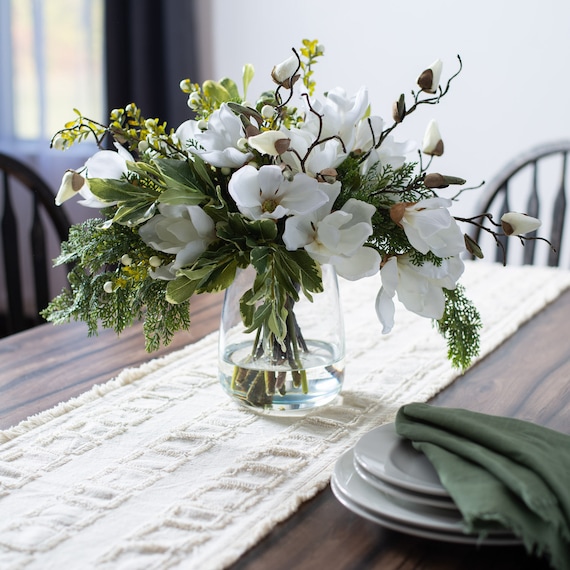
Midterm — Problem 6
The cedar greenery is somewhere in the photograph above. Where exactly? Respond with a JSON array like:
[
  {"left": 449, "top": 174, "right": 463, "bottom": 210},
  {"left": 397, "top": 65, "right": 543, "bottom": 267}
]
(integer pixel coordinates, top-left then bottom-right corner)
[{"left": 436, "top": 286, "right": 482, "bottom": 369}]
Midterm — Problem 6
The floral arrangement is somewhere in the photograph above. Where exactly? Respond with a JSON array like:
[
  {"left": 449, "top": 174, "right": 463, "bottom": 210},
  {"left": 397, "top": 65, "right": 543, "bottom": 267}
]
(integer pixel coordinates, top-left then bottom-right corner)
[{"left": 45, "top": 39, "right": 542, "bottom": 375}]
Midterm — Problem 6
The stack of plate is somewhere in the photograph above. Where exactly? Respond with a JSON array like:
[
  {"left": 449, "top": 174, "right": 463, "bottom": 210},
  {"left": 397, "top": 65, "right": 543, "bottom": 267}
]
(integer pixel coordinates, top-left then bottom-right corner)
[{"left": 331, "top": 423, "right": 521, "bottom": 545}]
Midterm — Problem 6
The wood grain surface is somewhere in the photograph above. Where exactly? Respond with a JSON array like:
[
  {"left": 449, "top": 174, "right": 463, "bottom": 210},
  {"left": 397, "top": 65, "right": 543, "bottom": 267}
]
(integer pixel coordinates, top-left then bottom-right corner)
[{"left": 1, "top": 288, "right": 569, "bottom": 570}]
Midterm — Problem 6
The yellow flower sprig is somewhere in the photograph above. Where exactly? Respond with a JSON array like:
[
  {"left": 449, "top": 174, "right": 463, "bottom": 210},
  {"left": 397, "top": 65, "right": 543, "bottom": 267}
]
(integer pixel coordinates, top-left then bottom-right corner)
[{"left": 299, "top": 39, "right": 324, "bottom": 96}]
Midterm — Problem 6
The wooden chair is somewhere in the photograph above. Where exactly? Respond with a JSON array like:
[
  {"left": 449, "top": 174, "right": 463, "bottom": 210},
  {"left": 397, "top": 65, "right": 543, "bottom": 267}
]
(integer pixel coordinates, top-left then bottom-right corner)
[
  {"left": 470, "top": 140, "right": 570, "bottom": 267},
  {"left": 0, "top": 153, "right": 71, "bottom": 336}
]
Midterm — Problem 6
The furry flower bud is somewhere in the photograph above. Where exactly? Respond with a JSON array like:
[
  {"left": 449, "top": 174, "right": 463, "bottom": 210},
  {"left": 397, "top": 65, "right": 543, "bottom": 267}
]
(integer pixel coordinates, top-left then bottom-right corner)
[
  {"left": 417, "top": 59, "right": 443, "bottom": 94},
  {"left": 392, "top": 94, "right": 406, "bottom": 123},
  {"left": 248, "top": 131, "right": 290, "bottom": 156},
  {"left": 55, "top": 170, "right": 86, "bottom": 205},
  {"left": 422, "top": 120, "right": 444, "bottom": 156},
  {"left": 271, "top": 55, "right": 300, "bottom": 89},
  {"left": 424, "top": 173, "right": 466, "bottom": 189},
  {"left": 501, "top": 212, "right": 541, "bottom": 236}
]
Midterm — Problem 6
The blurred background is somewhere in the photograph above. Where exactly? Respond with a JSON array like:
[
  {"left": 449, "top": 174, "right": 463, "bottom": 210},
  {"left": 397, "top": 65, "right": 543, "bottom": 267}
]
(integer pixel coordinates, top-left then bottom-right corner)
[
  {"left": 2, "top": 0, "right": 570, "bottom": 217},
  {"left": 1, "top": 0, "right": 569, "bottom": 313}
]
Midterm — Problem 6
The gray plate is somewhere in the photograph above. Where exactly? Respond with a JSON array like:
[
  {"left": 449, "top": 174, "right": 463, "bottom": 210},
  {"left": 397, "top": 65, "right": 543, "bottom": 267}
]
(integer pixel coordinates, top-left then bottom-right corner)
[
  {"left": 332, "top": 448, "right": 519, "bottom": 543},
  {"left": 353, "top": 422, "right": 449, "bottom": 497}
]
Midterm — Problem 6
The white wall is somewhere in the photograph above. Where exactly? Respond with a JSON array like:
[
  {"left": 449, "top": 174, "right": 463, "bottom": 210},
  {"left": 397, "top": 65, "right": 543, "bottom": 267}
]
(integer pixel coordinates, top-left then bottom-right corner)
[{"left": 203, "top": 0, "right": 570, "bottom": 216}]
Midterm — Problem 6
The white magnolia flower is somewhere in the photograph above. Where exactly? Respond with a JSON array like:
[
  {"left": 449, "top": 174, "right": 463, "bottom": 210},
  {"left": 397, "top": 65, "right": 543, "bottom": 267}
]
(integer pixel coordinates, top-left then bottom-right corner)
[
  {"left": 283, "top": 190, "right": 380, "bottom": 281},
  {"left": 228, "top": 164, "right": 328, "bottom": 220},
  {"left": 353, "top": 115, "right": 384, "bottom": 154},
  {"left": 194, "top": 103, "right": 253, "bottom": 168},
  {"left": 277, "top": 88, "right": 371, "bottom": 178},
  {"left": 376, "top": 254, "right": 464, "bottom": 333},
  {"left": 55, "top": 142, "right": 133, "bottom": 208},
  {"left": 304, "top": 86, "right": 369, "bottom": 153},
  {"left": 501, "top": 212, "right": 541, "bottom": 236},
  {"left": 281, "top": 127, "right": 347, "bottom": 177},
  {"left": 174, "top": 118, "right": 201, "bottom": 150},
  {"left": 397, "top": 197, "right": 466, "bottom": 258},
  {"left": 422, "top": 119, "right": 444, "bottom": 156},
  {"left": 138, "top": 203, "right": 216, "bottom": 279},
  {"left": 354, "top": 115, "right": 416, "bottom": 175}
]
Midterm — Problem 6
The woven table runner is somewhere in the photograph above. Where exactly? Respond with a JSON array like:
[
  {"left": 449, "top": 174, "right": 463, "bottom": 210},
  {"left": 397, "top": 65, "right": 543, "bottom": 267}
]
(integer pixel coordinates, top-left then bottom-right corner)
[{"left": 1, "top": 262, "right": 570, "bottom": 570}]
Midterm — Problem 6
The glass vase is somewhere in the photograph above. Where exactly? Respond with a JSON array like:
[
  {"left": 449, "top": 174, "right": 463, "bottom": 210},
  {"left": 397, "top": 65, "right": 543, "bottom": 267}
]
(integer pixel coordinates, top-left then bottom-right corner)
[{"left": 218, "top": 264, "right": 345, "bottom": 413}]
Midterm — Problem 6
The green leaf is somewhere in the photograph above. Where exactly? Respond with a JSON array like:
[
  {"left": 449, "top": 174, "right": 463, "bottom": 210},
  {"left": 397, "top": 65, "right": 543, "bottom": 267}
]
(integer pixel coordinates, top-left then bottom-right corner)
[
  {"left": 194, "top": 261, "right": 239, "bottom": 294},
  {"left": 178, "top": 266, "right": 213, "bottom": 282},
  {"left": 166, "top": 275, "right": 197, "bottom": 304},
  {"left": 155, "top": 158, "right": 202, "bottom": 189},
  {"left": 239, "top": 289, "right": 256, "bottom": 327},
  {"left": 153, "top": 160, "right": 207, "bottom": 204},
  {"left": 242, "top": 63, "right": 255, "bottom": 99},
  {"left": 250, "top": 246, "right": 271, "bottom": 275},
  {"left": 190, "top": 154, "right": 216, "bottom": 191},
  {"left": 88, "top": 178, "right": 159, "bottom": 202},
  {"left": 276, "top": 248, "right": 322, "bottom": 299},
  {"left": 202, "top": 79, "right": 231, "bottom": 104},
  {"left": 227, "top": 102, "right": 264, "bottom": 126},
  {"left": 218, "top": 214, "right": 278, "bottom": 245},
  {"left": 220, "top": 77, "right": 240, "bottom": 100},
  {"left": 243, "top": 302, "right": 272, "bottom": 333},
  {"left": 113, "top": 200, "right": 157, "bottom": 225},
  {"left": 267, "top": 304, "right": 286, "bottom": 341},
  {"left": 126, "top": 160, "right": 161, "bottom": 179},
  {"left": 158, "top": 187, "right": 205, "bottom": 206}
]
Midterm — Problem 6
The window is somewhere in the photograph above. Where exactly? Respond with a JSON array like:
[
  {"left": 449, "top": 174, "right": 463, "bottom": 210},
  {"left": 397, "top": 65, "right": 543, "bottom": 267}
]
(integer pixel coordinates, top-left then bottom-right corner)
[
  {"left": 0, "top": 0, "right": 104, "bottom": 147},
  {"left": 0, "top": 0, "right": 105, "bottom": 316}
]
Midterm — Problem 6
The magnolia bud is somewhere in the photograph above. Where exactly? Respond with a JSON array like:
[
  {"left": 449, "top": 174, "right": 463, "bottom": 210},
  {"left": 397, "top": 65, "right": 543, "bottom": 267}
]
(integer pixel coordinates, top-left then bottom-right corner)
[
  {"left": 424, "top": 173, "right": 466, "bottom": 189},
  {"left": 247, "top": 131, "right": 290, "bottom": 156},
  {"left": 392, "top": 94, "right": 406, "bottom": 123},
  {"left": 389, "top": 202, "right": 415, "bottom": 226},
  {"left": 55, "top": 170, "right": 85, "bottom": 206},
  {"left": 464, "top": 235, "right": 484, "bottom": 259},
  {"left": 316, "top": 168, "right": 338, "bottom": 184},
  {"left": 271, "top": 54, "right": 300, "bottom": 89},
  {"left": 244, "top": 124, "right": 260, "bottom": 138},
  {"left": 121, "top": 254, "right": 133, "bottom": 266},
  {"left": 422, "top": 120, "right": 444, "bottom": 156},
  {"left": 417, "top": 59, "right": 443, "bottom": 94},
  {"left": 103, "top": 281, "right": 114, "bottom": 294},
  {"left": 149, "top": 256, "right": 162, "bottom": 268},
  {"left": 500, "top": 212, "right": 541, "bottom": 236}
]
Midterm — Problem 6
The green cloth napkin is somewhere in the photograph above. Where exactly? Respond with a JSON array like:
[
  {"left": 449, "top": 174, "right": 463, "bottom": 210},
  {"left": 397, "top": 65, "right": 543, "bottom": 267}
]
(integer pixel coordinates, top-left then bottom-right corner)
[{"left": 395, "top": 403, "right": 570, "bottom": 570}]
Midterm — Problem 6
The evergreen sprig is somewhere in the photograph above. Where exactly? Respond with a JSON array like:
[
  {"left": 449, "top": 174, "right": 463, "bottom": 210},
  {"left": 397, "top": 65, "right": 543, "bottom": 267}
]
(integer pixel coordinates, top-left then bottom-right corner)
[
  {"left": 435, "top": 285, "right": 482, "bottom": 369},
  {"left": 41, "top": 219, "right": 191, "bottom": 351}
]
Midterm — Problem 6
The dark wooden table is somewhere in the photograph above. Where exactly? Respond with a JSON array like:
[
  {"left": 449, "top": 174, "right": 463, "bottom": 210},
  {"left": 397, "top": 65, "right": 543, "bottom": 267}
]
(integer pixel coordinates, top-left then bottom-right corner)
[{"left": 1, "top": 288, "right": 569, "bottom": 570}]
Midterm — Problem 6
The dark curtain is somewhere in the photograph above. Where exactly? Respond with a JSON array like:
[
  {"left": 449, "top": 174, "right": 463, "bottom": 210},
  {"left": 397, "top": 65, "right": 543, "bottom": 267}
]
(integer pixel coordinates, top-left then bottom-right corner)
[{"left": 104, "top": 0, "right": 201, "bottom": 129}]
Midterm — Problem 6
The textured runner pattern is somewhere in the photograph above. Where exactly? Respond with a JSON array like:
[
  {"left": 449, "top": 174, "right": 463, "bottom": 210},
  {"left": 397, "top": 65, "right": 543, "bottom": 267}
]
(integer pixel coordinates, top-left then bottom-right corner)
[{"left": 1, "top": 262, "right": 569, "bottom": 570}]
